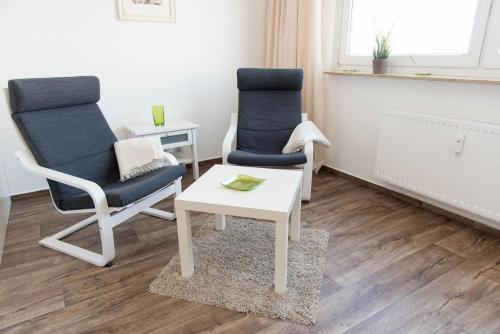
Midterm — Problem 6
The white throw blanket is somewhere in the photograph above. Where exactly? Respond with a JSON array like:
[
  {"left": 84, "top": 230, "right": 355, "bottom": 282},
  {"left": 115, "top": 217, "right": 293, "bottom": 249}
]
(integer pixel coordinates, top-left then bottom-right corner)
[
  {"left": 282, "top": 121, "right": 331, "bottom": 154},
  {"left": 114, "top": 136, "right": 172, "bottom": 181}
]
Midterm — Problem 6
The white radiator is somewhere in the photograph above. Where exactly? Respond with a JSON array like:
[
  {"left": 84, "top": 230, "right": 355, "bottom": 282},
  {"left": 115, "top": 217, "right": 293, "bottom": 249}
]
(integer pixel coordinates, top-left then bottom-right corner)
[{"left": 376, "top": 110, "right": 500, "bottom": 223}]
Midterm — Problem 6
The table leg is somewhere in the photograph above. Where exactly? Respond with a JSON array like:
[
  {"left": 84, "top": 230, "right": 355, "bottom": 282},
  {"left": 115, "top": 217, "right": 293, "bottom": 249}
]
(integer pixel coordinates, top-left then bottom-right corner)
[
  {"left": 176, "top": 209, "right": 194, "bottom": 278},
  {"left": 290, "top": 190, "right": 301, "bottom": 242},
  {"left": 274, "top": 219, "right": 289, "bottom": 294},
  {"left": 192, "top": 129, "right": 200, "bottom": 180},
  {"left": 215, "top": 214, "right": 226, "bottom": 231}
]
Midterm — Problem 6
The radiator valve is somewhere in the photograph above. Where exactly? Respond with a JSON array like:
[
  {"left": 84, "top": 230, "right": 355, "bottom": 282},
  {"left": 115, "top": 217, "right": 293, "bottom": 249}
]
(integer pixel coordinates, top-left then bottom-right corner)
[{"left": 454, "top": 134, "right": 466, "bottom": 155}]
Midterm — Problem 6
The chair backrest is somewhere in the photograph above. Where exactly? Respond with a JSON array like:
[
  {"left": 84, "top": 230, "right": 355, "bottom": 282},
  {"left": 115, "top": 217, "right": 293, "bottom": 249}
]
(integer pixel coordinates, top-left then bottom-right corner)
[
  {"left": 237, "top": 68, "right": 303, "bottom": 154},
  {"left": 8, "top": 76, "right": 119, "bottom": 208}
]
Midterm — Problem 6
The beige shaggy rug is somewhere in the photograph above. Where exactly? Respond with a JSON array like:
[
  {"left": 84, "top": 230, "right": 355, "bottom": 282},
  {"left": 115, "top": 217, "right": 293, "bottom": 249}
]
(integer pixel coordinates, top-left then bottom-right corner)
[{"left": 149, "top": 216, "right": 329, "bottom": 325}]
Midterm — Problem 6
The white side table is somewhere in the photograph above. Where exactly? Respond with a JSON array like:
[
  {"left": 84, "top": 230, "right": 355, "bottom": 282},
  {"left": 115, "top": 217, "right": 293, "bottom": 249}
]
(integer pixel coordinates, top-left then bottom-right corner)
[
  {"left": 174, "top": 164, "right": 303, "bottom": 294},
  {"left": 125, "top": 120, "right": 200, "bottom": 179}
]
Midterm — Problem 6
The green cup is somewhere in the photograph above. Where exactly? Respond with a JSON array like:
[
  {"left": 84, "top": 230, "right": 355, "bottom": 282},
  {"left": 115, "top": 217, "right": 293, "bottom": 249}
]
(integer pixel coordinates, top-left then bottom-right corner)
[{"left": 152, "top": 105, "right": 165, "bottom": 126}]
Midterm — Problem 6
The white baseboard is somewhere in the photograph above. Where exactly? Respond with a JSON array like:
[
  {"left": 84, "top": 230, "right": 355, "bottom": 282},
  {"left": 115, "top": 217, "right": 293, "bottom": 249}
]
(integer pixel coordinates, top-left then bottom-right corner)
[
  {"left": 324, "top": 164, "right": 500, "bottom": 231},
  {"left": 0, "top": 196, "right": 11, "bottom": 265}
]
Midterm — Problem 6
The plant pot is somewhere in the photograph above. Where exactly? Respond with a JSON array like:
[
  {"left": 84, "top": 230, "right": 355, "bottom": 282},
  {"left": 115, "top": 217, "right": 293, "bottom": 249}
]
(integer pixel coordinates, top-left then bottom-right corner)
[{"left": 372, "top": 59, "right": 389, "bottom": 74}]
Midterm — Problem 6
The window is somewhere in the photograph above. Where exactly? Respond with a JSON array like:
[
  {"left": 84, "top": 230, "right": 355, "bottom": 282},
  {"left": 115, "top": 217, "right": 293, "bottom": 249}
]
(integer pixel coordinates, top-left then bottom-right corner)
[
  {"left": 338, "top": 0, "right": 498, "bottom": 69},
  {"left": 481, "top": 0, "right": 500, "bottom": 67}
]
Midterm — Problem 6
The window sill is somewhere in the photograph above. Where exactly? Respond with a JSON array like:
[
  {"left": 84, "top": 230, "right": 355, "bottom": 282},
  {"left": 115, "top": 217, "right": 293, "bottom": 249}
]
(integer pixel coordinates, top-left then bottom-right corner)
[{"left": 324, "top": 70, "right": 500, "bottom": 85}]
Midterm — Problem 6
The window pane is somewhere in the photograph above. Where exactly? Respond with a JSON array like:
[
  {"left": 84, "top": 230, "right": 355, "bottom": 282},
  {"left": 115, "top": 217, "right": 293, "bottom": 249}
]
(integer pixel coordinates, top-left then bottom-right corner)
[{"left": 348, "top": 0, "right": 479, "bottom": 56}]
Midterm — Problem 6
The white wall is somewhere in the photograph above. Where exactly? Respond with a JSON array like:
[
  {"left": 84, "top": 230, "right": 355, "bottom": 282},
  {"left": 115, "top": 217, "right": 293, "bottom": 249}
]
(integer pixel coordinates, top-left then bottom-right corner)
[
  {"left": 0, "top": 0, "right": 267, "bottom": 195},
  {"left": 324, "top": 75, "right": 500, "bottom": 226}
]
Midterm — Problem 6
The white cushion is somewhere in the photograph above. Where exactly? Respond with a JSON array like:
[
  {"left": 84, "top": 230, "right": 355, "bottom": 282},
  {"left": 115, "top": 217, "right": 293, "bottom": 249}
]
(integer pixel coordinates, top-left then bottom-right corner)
[
  {"left": 282, "top": 121, "right": 331, "bottom": 154},
  {"left": 114, "top": 136, "right": 171, "bottom": 181}
]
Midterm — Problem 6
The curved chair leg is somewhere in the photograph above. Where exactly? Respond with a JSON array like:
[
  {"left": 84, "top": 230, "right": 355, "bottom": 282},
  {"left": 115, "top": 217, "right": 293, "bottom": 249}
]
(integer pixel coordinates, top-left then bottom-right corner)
[
  {"left": 302, "top": 143, "right": 313, "bottom": 201},
  {"left": 98, "top": 216, "right": 116, "bottom": 265},
  {"left": 302, "top": 172, "right": 312, "bottom": 202},
  {"left": 38, "top": 214, "right": 116, "bottom": 267},
  {"left": 142, "top": 208, "right": 176, "bottom": 221},
  {"left": 175, "top": 178, "right": 182, "bottom": 197},
  {"left": 142, "top": 179, "right": 182, "bottom": 221}
]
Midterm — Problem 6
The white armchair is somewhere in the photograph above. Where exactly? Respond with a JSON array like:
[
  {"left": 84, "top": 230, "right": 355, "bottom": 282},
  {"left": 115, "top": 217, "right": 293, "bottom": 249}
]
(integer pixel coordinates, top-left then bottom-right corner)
[
  {"left": 222, "top": 68, "right": 314, "bottom": 200},
  {"left": 9, "top": 76, "right": 184, "bottom": 267}
]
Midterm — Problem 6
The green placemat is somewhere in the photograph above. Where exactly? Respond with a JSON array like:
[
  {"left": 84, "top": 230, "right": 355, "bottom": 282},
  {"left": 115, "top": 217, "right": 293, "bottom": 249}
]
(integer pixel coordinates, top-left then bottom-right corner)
[{"left": 221, "top": 174, "right": 265, "bottom": 191}]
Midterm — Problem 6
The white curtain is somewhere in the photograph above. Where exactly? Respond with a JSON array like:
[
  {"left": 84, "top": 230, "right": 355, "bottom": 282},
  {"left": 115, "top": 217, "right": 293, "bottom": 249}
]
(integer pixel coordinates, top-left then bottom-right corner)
[{"left": 265, "top": 0, "right": 336, "bottom": 171}]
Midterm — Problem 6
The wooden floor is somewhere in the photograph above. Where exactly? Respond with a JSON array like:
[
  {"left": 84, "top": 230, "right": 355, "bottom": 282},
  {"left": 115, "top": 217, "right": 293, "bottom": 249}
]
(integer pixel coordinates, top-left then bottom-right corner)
[{"left": 1, "top": 162, "right": 500, "bottom": 334}]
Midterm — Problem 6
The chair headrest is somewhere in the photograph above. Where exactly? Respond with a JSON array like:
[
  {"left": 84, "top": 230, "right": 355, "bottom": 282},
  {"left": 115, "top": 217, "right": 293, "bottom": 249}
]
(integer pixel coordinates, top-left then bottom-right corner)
[
  {"left": 8, "top": 76, "right": 100, "bottom": 113},
  {"left": 237, "top": 68, "right": 303, "bottom": 91}
]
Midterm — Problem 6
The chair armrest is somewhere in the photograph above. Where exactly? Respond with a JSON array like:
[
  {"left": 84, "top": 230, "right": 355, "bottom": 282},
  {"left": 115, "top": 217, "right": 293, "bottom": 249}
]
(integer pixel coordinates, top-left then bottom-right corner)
[
  {"left": 304, "top": 141, "right": 314, "bottom": 159},
  {"left": 15, "top": 150, "right": 110, "bottom": 214},
  {"left": 222, "top": 113, "right": 238, "bottom": 164},
  {"left": 163, "top": 152, "right": 179, "bottom": 166}
]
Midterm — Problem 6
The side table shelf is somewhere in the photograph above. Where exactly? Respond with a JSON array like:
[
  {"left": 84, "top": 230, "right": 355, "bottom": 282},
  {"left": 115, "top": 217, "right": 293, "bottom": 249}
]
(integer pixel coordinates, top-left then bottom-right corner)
[{"left": 125, "top": 120, "right": 200, "bottom": 180}]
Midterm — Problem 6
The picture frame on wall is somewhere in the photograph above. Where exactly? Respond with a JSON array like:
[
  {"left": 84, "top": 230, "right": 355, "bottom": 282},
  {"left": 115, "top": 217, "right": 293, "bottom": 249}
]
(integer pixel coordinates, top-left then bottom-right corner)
[{"left": 117, "top": 0, "right": 176, "bottom": 23}]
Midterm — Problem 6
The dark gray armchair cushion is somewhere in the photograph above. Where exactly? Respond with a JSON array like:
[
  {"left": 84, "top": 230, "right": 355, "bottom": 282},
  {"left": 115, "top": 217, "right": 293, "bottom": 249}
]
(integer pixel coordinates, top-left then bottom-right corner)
[
  {"left": 59, "top": 165, "right": 186, "bottom": 211},
  {"left": 13, "top": 104, "right": 119, "bottom": 192},
  {"left": 9, "top": 76, "right": 100, "bottom": 113},
  {"left": 227, "top": 150, "right": 307, "bottom": 167},
  {"left": 236, "top": 68, "right": 303, "bottom": 154},
  {"left": 9, "top": 76, "right": 185, "bottom": 211},
  {"left": 237, "top": 68, "right": 303, "bottom": 91}
]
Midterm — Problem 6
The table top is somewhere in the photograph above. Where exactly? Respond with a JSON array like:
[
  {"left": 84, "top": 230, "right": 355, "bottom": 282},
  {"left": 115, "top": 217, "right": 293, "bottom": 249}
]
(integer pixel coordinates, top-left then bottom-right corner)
[
  {"left": 126, "top": 119, "right": 199, "bottom": 137},
  {"left": 175, "top": 165, "right": 303, "bottom": 221}
]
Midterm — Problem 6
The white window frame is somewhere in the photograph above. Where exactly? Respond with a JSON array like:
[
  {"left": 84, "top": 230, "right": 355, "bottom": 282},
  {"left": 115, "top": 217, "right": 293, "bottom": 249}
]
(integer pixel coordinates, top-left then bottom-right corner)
[
  {"left": 481, "top": 0, "right": 500, "bottom": 68},
  {"left": 338, "top": 0, "right": 493, "bottom": 68}
]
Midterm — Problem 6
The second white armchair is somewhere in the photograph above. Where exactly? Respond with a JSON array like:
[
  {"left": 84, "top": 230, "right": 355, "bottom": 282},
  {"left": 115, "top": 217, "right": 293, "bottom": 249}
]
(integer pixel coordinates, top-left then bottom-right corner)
[{"left": 222, "top": 68, "right": 314, "bottom": 201}]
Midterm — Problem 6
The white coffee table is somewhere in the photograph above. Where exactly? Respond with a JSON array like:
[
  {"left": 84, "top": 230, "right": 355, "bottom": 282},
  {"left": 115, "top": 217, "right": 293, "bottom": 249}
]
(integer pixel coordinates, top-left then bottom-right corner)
[{"left": 174, "top": 164, "right": 303, "bottom": 294}]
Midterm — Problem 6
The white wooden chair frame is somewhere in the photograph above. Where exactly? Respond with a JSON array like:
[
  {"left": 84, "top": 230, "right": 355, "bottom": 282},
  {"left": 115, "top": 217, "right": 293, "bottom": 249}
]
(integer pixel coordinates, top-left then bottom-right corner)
[
  {"left": 222, "top": 113, "right": 313, "bottom": 201},
  {"left": 15, "top": 150, "right": 182, "bottom": 267}
]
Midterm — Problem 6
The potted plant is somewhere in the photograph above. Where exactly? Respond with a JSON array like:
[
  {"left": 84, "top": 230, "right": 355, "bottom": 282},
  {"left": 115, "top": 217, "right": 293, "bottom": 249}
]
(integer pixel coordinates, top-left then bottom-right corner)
[{"left": 372, "top": 32, "right": 391, "bottom": 74}]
